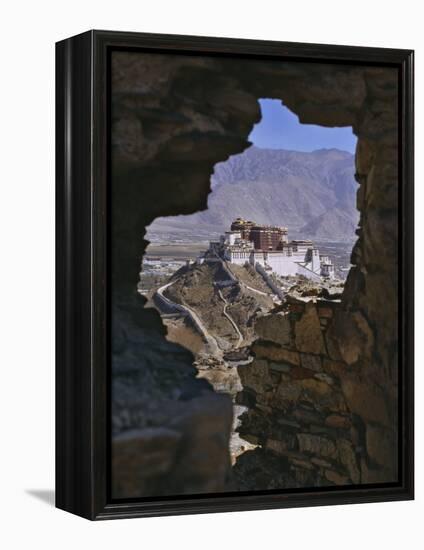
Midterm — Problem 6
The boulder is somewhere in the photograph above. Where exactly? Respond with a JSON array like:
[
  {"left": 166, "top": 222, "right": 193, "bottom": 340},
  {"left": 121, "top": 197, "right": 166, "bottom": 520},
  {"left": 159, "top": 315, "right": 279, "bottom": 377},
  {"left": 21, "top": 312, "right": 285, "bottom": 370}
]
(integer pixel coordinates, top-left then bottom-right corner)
[
  {"left": 112, "top": 427, "right": 182, "bottom": 498},
  {"left": 271, "top": 380, "right": 302, "bottom": 408},
  {"left": 300, "top": 353, "right": 322, "bottom": 372},
  {"left": 255, "top": 311, "right": 292, "bottom": 346},
  {"left": 325, "top": 310, "right": 374, "bottom": 364},
  {"left": 295, "top": 303, "right": 326, "bottom": 355},
  {"left": 297, "top": 433, "right": 338, "bottom": 459},
  {"left": 252, "top": 341, "right": 300, "bottom": 365},
  {"left": 237, "top": 359, "right": 272, "bottom": 394},
  {"left": 298, "top": 378, "right": 347, "bottom": 413}
]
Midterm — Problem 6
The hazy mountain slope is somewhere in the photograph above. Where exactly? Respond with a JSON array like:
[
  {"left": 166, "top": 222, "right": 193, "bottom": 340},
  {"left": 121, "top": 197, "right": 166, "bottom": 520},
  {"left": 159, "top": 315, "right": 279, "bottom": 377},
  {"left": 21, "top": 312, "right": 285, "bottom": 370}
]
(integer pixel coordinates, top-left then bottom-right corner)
[
  {"left": 300, "top": 209, "right": 358, "bottom": 242},
  {"left": 148, "top": 146, "right": 359, "bottom": 243}
]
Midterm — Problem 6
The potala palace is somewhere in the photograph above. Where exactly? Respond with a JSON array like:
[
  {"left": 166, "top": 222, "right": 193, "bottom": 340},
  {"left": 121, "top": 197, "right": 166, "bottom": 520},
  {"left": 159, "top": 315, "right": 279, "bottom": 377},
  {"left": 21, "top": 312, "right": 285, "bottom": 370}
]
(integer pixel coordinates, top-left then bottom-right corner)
[{"left": 207, "top": 217, "right": 335, "bottom": 281}]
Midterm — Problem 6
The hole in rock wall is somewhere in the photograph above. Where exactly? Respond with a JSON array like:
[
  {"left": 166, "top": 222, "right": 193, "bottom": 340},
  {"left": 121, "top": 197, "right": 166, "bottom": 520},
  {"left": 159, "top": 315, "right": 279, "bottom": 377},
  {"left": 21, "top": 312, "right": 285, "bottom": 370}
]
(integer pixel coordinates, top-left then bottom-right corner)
[
  {"left": 141, "top": 98, "right": 358, "bottom": 467},
  {"left": 111, "top": 52, "right": 399, "bottom": 498}
]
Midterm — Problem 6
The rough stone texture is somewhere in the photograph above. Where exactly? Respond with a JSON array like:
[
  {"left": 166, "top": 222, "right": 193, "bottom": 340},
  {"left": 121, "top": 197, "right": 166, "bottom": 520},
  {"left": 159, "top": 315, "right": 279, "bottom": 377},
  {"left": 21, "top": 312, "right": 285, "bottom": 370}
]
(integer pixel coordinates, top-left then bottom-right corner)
[
  {"left": 237, "top": 359, "right": 273, "bottom": 394},
  {"left": 325, "top": 310, "right": 374, "bottom": 364},
  {"left": 325, "top": 414, "right": 352, "bottom": 430},
  {"left": 255, "top": 311, "right": 292, "bottom": 346},
  {"left": 111, "top": 52, "right": 399, "bottom": 493},
  {"left": 339, "top": 373, "right": 391, "bottom": 426},
  {"left": 112, "top": 428, "right": 182, "bottom": 497},
  {"left": 112, "top": 306, "right": 234, "bottom": 498},
  {"left": 252, "top": 341, "right": 300, "bottom": 365},
  {"left": 365, "top": 422, "right": 397, "bottom": 469},
  {"left": 295, "top": 303, "right": 326, "bottom": 354},
  {"left": 235, "top": 294, "right": 397, "bottom": 487},
  {"left": 297, "top": 434, "right": 338, "bottom": 459},
  {"left": 300, "top": 353, "right": 322, "bottom": 372},
  {"left": 113, "top": 393, "right": 233, "bottom": 498}
]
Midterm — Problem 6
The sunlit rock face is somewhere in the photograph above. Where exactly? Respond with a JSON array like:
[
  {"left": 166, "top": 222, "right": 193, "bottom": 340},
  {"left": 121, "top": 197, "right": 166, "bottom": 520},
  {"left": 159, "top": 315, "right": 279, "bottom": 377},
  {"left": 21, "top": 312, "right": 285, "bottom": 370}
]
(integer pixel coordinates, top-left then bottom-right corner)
[{"left": 111, "top": 51, "right": 398, "bottom": 496}]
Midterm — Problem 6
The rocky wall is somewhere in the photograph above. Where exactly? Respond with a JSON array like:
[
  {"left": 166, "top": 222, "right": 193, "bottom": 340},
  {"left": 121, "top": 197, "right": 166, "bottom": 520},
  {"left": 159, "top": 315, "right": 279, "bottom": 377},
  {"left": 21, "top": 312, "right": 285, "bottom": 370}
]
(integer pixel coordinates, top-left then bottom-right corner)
[
  {"left": 111, "top": 51, "right": 399, "bottom": 495},
  {"left": 235, "top": 295, "right": 396, "bottom": 488},
  {"left": 111, "top": 53, "right": 260, "bottom": 498}
]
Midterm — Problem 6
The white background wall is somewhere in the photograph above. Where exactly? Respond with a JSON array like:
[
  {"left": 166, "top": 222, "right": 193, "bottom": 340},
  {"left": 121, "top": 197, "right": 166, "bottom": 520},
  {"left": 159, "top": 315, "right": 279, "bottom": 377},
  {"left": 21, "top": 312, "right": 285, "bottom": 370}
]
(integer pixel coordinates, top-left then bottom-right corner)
[{"left": 0, "top": 1, "right": 421, "bottom": 548}]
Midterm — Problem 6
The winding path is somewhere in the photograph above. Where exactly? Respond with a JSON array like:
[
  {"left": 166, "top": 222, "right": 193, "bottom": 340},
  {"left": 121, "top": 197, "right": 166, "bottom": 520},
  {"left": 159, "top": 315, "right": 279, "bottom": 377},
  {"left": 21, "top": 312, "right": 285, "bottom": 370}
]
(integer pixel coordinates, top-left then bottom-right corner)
[
  {"left": 216, "top": 288, "right": 244, "bottom": 348},
  {"left": 241, "top": 281, "right": 270, "bottom": 297},
  {"left": 218, "top": 254, "right": 278, "bottom": 300},
  {"left": 155, "top": 280, "right": 222, "bottom": 356},
  {"left": 155, "top": 253, "right": 284, "bottom": 356},
  {"left": 214, "top": 252, "right": 269, "bottom": 297}
]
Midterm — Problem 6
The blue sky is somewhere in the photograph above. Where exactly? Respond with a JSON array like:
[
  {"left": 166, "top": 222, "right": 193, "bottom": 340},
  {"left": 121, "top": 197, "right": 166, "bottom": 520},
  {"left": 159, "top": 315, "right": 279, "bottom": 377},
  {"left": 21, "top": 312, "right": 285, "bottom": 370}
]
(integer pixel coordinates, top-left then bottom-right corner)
[{"left": 249, "top": 99, "right": 357, "bottom": 153}]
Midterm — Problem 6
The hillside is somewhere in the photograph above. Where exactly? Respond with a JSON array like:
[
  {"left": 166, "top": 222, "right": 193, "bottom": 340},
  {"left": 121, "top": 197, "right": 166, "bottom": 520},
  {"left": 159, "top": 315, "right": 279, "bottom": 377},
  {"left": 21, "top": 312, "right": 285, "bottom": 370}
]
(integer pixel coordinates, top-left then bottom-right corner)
[
  {"left": 163, "top": 261, "right": 274, "bottom": 349},
  {"left": 147, "top": 146, "right": 359, "bottom": 243}
]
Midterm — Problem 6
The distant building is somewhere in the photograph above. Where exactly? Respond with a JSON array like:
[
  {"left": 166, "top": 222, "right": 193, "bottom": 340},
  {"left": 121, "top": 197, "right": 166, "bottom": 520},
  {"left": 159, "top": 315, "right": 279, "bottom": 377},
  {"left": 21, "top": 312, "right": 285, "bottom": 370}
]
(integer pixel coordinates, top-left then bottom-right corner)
[
  {"left": 231, "top": 217, "right": 288, "bottom": 250},
  {"left": 230, "top": 218, "right": 255, "bottom": 239},
  {"left": 210, "top": 218, "right": 335, "bottom": 281}
]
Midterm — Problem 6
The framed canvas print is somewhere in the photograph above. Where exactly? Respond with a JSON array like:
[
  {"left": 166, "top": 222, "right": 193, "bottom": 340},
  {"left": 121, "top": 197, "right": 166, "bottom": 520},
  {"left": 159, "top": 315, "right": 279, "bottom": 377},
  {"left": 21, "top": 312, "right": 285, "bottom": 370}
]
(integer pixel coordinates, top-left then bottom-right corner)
[{"left": 56, "top": 30, "right": 414, "bottom": 520}]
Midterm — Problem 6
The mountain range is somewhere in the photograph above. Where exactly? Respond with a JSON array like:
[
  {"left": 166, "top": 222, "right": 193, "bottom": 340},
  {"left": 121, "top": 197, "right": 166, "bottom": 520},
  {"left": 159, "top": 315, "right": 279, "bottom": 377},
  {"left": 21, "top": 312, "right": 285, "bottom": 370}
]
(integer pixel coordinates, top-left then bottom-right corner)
[{"left": 147, "top": 146, "right": 359, "bottom": 243}]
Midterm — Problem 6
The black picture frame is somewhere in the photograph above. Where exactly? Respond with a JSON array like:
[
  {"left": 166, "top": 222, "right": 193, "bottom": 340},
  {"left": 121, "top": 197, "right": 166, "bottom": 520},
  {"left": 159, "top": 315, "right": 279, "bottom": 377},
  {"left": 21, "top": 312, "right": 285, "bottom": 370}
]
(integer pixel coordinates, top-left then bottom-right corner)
[{"left": 56, "top": 30, "right": 414, "bottom": 520}]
